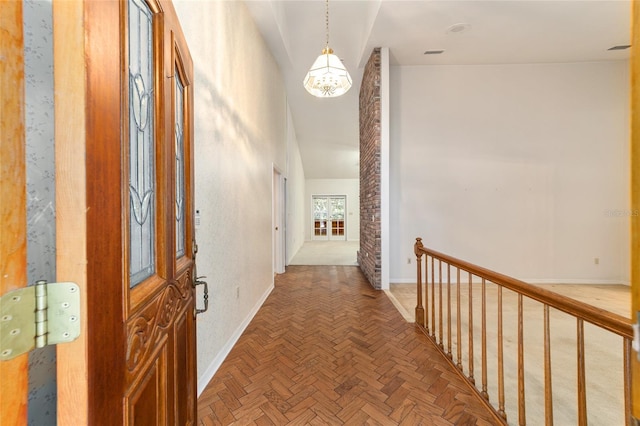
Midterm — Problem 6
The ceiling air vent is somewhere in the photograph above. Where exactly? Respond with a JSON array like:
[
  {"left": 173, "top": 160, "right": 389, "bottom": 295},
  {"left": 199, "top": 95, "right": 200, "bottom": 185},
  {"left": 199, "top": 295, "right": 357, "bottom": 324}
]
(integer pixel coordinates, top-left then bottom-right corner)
[
  {"left": 608, "top": 45, "right": 631, "bottom": 51},
  {"left": 424, "top": 50, "right": 444, "bottom": 55}
]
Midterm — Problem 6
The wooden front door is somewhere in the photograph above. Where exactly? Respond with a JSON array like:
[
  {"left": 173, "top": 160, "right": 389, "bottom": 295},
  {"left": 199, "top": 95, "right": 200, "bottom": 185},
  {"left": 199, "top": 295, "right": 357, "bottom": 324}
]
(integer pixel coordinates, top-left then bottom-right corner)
[
  {"left": 87, "top": 0, "right": 196, "bottom": 423},
  {"left": 56, "top": 0, "right": 197, "bottom": 424}
]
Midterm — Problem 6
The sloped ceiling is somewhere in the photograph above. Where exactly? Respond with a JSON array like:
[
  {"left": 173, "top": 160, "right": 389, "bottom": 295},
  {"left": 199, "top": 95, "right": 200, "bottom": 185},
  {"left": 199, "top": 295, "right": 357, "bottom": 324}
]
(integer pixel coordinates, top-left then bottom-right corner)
[{"left": 245, "top": 0, "right": 630, "bottom": 179}]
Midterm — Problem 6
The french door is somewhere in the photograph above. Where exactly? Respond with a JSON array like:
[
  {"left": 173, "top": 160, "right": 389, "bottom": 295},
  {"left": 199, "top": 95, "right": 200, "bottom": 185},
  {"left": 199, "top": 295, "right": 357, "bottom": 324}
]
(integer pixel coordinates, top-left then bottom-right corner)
[{"left": 312, "top": 196, "right": 346, "bottom": 241}]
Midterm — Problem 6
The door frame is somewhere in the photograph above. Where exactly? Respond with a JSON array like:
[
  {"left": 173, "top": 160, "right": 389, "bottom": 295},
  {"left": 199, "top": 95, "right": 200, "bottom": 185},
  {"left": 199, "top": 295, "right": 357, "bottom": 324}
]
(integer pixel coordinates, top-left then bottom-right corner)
[
  {"left": 52, "top": 0, "right": 89, "bottom": 423},
  {"left": 0, "top": 1, "right": 28, "bottom": 423},
  {"left": 273, "top": 166, "right": 285, "bottom": 274},
  {"left": 631, "top": 0, "right": 640, "bottom": 419}
]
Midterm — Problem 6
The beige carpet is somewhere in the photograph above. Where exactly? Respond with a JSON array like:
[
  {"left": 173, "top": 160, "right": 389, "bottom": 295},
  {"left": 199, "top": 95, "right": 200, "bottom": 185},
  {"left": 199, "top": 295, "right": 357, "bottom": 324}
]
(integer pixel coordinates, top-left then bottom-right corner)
[
  {"left": 289, "top": 240, "right": 359, "bottom": 266},
  {"left": 388, "top": 281, "right": 631, "bottom": 426}
]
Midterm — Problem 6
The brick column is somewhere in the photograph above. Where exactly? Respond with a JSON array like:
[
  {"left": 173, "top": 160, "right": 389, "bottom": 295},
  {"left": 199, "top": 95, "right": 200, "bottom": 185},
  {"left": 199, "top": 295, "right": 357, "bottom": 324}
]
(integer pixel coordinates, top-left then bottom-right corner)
[{"left": 358, "top": 48, "right": 382, "bottom": 289}]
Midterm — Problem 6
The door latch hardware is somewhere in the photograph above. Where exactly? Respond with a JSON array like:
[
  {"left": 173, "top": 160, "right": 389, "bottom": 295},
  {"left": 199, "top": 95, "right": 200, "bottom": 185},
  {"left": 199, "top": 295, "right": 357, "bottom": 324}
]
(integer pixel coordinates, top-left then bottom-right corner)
[
  {"left": 633, "top": 311, "right": 640, "bottom": 361},
  {"left": 1, "top": 281, "right": 80, "bottom": 361},
  {"left": 194, "top": 276, "right": 208, "bottom": 315}
]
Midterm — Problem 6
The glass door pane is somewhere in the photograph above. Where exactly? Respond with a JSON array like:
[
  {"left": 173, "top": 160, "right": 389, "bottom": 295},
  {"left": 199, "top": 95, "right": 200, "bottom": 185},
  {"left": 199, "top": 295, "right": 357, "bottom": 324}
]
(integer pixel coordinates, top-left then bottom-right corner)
[
  {"left": 128, "top": 0, "right": 156, "bottom": 287},
  {"left": 312, "top": 197, "right": 328, "bottom": 240},
  {"left": 329, "top": 197, "right": 346, "bottom": 241},
  {"left": 175, "top": 69, "right": 186, "bottom": 258}
]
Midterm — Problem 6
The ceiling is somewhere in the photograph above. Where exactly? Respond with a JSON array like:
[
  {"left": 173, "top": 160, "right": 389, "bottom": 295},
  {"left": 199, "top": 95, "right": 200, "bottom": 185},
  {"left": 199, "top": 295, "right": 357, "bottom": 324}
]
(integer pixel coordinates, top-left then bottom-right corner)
[{"left": 244, "top": 0, "right": 631, "bottom": 179}]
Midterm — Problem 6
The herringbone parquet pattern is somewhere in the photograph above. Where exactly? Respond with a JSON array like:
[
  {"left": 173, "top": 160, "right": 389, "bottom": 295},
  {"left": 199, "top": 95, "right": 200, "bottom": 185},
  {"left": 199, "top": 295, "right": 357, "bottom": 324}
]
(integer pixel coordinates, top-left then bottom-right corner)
[{"left": 198, "top": 265, "right": 498, "bottom": 425}]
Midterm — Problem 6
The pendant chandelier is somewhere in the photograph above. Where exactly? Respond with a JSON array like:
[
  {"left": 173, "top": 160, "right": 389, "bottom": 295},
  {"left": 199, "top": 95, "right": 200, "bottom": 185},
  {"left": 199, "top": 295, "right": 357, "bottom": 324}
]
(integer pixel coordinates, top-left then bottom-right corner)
[{"left": 303, "top": 0, "right": 352, "bottom": 98}]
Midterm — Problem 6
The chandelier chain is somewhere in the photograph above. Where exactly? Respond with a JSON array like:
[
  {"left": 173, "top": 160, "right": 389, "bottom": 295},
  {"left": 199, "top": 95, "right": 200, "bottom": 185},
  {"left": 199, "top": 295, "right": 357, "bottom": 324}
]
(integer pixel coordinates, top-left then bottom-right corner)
[{"left": 325, "top": 0, "right": 329, "bottom": 47}]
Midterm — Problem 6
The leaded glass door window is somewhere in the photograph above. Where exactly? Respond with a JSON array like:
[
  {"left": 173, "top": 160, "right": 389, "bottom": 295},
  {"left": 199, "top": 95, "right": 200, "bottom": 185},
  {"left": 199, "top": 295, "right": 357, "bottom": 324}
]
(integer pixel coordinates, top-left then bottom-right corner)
[
  {"left": 312, "top": 196, "right": 347, "bottom": 241},
  {"left": 128, "top": 0, "right": 155, "bottom": 287},
  {"left": 175, "top": 68, "right": 186, "bottom": 258}
]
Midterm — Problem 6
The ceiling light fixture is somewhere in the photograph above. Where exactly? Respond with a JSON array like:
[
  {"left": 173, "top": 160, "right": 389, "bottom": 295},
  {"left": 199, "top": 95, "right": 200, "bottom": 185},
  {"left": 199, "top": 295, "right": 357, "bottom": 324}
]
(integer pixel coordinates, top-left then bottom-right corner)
[{"left": 303, "top": 0, "right": 352, "bottom": 97}]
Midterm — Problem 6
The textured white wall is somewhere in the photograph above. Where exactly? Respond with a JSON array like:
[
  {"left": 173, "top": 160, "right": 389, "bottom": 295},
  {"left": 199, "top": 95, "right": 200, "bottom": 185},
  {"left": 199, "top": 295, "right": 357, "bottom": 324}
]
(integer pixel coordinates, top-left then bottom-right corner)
[
  {"left": 304, "top": 179, "right": 360, "bottom": 241},
  {"left": 174, "top": 0, "right": 305, "bottom": 393},
  {"left": 389, "top": 61, "right": 630, "bottom": 284}
]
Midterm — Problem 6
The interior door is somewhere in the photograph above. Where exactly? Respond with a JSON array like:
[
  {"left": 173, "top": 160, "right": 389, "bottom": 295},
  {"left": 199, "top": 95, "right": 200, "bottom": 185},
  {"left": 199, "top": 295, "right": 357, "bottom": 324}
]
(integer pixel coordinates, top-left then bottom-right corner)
[
  {"left": 0, "top": 1, "right": 28, "bottom": 423},
  {"left": 56, "top": 0, "right": 197, "bottom": 424}
]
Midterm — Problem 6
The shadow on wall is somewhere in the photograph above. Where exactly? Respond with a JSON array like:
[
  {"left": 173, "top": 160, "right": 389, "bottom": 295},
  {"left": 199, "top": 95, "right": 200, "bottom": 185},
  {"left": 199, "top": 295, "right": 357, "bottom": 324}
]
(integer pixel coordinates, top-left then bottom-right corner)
[{"left": 192, "top": 61, "right": 273, "bottom": 216}]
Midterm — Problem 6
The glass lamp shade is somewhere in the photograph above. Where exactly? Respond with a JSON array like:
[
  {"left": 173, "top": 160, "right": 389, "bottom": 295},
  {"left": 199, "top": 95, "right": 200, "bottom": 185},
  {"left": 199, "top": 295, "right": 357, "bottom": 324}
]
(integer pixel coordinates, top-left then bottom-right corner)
[{"left": 303, "top": 47, "right": 352, "bottom": 97}]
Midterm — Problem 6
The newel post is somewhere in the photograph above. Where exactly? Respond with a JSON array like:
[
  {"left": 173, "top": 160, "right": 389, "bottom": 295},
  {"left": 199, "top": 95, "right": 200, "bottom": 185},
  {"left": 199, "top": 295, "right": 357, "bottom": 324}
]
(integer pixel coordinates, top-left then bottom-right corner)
[{"left": 415, "top": 238, "right": 425, "bottom": 327}]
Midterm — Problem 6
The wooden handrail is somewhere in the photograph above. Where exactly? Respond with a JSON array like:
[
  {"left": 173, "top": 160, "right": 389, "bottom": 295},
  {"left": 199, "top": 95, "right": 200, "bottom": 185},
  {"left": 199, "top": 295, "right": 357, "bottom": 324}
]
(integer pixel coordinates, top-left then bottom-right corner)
[
  {"left": 414, "top": 237, "right": 632, "bottom": 339},
  {"left": 413, "top": 236, "right": 633, "bottom": 426}
]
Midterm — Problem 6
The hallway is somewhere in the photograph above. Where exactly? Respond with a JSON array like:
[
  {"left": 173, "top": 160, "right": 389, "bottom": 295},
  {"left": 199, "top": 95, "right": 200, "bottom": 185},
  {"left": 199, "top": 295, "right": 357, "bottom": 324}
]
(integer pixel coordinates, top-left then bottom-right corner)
[{"left": 197, "top": 265, "right": 498, "bottom": 425}]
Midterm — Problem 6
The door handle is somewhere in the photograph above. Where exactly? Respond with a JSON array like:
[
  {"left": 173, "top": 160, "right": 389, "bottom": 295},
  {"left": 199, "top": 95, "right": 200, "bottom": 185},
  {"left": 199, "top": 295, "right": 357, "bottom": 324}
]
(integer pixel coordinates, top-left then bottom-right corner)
[{"left": 194, "top": 276, "right": 208, "bottom": 315}]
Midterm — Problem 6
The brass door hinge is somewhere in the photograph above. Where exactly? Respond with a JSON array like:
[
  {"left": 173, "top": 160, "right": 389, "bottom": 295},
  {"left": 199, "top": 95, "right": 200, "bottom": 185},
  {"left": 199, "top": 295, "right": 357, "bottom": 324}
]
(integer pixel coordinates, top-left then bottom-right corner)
[{"left": 1, "top": 280, "right": 80, "bottom": 361}]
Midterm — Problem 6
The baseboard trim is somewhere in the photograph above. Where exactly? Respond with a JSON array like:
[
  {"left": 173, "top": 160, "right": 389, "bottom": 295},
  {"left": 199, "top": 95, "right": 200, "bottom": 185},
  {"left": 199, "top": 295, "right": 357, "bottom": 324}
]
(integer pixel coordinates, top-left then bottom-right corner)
[
  {"left": 389, "top": 278, "right": 417, "bottom": 285},
  {"left": 197, "top": 283, "right": 274, "bottom": 397},
  {"left": 384, "top": 289, "right": 413, "bottom": 322},
  {"left": 524, "top": 279, "right": 630, "bottom": 286},
  {"left": 390, "top": 278, "right": 629, "bottom": 286}
]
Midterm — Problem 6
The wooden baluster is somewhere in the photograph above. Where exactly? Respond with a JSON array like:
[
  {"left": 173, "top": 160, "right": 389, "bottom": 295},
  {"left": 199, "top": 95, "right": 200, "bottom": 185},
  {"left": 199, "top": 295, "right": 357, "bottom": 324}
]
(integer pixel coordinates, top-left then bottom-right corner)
[
  {"left": 425, "top": 254, "right": 429, "bottom": 333},
  {"left": 481, "top": 278, "right": 488, "bottom": 400},
  {"left": 439, "top": 260, "right": 443, "bottom": 348},
  {"left": 624, "top": 338, "right": 631, "bottom": 426},
  {"left": 497, "top": 286, "right": 506, "bottom": 420},
  {"left": 431, "top": 256, "right": 435, "bottom": 339},
  {"left": 518, "top": 294, "right": 526, "bottom": 426},
  {"left": 414, "top": 238, "right": 425, "bottom": 328},
  {"left": 456, "top": 267, "right": 462, "bottom": 371},
  {"left": 544, "top": 305, "right": 553, "bottom": 425},
  {"left": 468, "top": 272, "right": 475, "bottom": 385},
  {"left": 577, "top": 319, "right": 587, "bottom": 426},
  {"left": 447, "top": 263, "right": 452, "bottom": 358}
]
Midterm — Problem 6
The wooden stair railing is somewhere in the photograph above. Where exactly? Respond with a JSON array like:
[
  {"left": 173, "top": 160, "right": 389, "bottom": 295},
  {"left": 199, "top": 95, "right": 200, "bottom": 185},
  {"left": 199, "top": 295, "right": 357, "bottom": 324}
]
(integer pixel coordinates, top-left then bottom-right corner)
[{"left": 414, "top": 237, "right": 634, "bottom": 426}]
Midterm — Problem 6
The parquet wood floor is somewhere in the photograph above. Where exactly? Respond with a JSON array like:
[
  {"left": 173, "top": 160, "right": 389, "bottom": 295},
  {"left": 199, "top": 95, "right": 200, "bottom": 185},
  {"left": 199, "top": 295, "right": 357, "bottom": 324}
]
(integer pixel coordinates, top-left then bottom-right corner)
[{"left": 198, "top": 265, "right": 499, "bottom": 425}]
